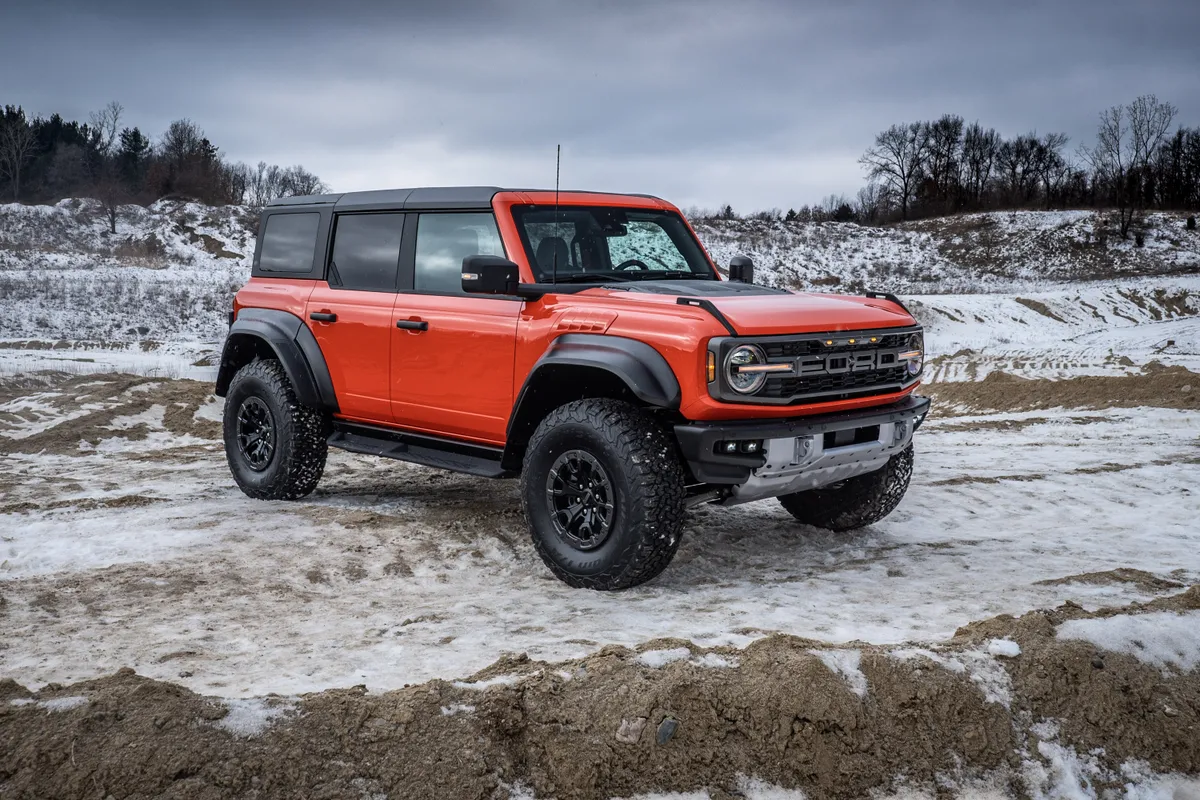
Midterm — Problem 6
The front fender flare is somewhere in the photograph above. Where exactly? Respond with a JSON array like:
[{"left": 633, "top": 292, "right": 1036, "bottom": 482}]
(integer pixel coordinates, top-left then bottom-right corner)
[{"left": 522, "top": 334, "right": 681, "bottom": 411}]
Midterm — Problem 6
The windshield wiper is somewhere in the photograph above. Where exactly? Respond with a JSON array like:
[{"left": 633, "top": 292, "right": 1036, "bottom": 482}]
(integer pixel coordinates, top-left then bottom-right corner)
[
  {"left": 627, "top": 270, "right": 708, "bottom": 280},
  {"left": 544, "top": 272, "right": 634, "bottom": 283}
]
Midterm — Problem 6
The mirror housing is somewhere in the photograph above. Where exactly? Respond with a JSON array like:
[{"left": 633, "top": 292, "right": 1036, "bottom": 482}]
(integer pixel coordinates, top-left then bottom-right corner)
[
  {"left": 462, "top": 255, "right": 519, "bottom": 295},
  {"left": 729, "top": 255, "right": 754, "bottom": 284}
]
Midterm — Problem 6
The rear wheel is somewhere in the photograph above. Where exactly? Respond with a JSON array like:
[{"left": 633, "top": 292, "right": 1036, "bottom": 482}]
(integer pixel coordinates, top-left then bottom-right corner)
[
  {"left": 223, "top": 359, "right": 329, "bottom": 500},
  {"left": 778, "top": 445, "right": 913, "bottom": 532},
  {"left": 521, "top": 399, "right": 686, "bottom": 590}
]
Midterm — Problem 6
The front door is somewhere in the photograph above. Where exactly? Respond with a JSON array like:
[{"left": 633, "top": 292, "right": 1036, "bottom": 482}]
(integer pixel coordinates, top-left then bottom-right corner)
[
  {"left": 390, "top": 212, "right": 521, "bottom": 444},
  {"left": 305, "top": 212, "right": 405, "bottom": 424}
]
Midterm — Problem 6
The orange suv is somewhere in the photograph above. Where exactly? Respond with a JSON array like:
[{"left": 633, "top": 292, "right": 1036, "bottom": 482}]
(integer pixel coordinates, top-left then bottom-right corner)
[{"left": 217, "top": 187, "right": 928, "bottom": 589}]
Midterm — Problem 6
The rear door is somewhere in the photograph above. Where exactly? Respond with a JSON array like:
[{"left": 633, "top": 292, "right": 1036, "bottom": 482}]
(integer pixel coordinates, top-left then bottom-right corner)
[
  {"left": 390, "top": 212, "right": 521, "bottom": 444},
  {"left": 305, "top": 212, "right": 405, "bottom": 424}
]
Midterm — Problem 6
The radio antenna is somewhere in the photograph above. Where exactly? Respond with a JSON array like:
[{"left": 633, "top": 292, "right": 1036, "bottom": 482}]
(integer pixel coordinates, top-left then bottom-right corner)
[{"left": 552, "top": 144, "right": 561, "bottom": 285}]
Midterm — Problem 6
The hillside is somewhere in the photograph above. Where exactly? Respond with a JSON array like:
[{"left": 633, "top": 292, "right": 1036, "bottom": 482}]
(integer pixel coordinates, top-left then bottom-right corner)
[
  {"left": 1, "top": 199, "right": 1198, "bottom": 354},
  {"left": 695, "top": 210, "right": 1200, "bottom": 294}
]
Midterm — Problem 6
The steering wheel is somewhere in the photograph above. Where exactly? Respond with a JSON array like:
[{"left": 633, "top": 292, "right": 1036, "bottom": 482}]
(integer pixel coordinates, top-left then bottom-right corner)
[{"left": 615, "top": 259, "right": 651, "bottom": 271}]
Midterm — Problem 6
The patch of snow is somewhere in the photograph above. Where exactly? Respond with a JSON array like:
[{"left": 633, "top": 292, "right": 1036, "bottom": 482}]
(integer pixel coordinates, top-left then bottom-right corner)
[
  {"left": 1056, "top": 611, "right": 1200, "bottom": 672},
  {"left": 439, "top": 703, "right": 475, "bottom": 716},
  {"left": 637, "top": 648, "right": 692, "bottom": 668},
  {"left": 810, "top": 649, "right": 868, "bottom": 697},
  {"left": 452, "top": 674, "right": 526, "bottom": 690},
  {"left": 212, "top": 697, "right": 297, "bottom": 738},
  {"left": 689, "top": 653, "right": 739, "bottom": 669},
  {"left": 889, "top": 647, "right": 1012, "bottom": 706},
  {"left": 9, "top": 696, "right": 89, "bottom": 712},
  {"left": 986, "top": 639, "right": 1022, "bottom": 658}
]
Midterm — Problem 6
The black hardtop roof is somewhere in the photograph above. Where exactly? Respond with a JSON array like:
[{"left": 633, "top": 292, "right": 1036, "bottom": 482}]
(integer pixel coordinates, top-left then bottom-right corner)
[{"left": 267, "top": 186, "right": 662, "bottom": 212}]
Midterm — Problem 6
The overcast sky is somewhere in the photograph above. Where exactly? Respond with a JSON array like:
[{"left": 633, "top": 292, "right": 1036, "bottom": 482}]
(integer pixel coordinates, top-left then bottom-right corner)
[{"left": 3, "top": 0, "right": 1197, "bottom": 210}]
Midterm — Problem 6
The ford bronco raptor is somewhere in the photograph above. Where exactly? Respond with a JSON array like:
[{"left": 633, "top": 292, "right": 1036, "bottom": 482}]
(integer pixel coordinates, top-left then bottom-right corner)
[{"left": 217, "top": 187, "right": 928, "bottom": 590}]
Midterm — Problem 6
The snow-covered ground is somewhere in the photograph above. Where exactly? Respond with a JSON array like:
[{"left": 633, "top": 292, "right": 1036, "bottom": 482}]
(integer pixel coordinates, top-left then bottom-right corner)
[{"left": 2, "top": 387, "right": 1196, "bottom": 697}]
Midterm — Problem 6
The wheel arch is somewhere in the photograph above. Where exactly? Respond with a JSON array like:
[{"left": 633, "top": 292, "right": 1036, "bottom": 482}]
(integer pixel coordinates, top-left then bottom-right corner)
[
  {"left": 215, "top": 308, "right": 338, "bottom": 413},
  {"left": 502, "top": 334, "right": 681, "bottom": 470}
]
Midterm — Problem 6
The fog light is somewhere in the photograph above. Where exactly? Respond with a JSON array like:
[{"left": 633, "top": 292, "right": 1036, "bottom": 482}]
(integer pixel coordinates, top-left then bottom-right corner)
[
  {"left": 722, "top": 441, "right": 739, "bottom": 454},
  {"left": 740, "top": 440, "right": 761, "bottom": 454}
]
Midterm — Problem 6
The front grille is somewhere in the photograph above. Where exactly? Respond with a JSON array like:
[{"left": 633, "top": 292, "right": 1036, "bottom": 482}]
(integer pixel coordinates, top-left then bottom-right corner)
[
  {"left": 762, "top": 332, "right": 908, "bottom": 359},
  {"left": 764, "top": 365, "right": 911, "bottom": 402},
  {"left": 711, "top": 325, "right": 922, "bottom": 405}
]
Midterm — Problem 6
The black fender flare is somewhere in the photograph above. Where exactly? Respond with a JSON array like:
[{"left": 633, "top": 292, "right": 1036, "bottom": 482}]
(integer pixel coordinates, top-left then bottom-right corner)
[
  {"left": 522, "top": 334, "right": 680, "bottom": 412},
  {"left": 502, "top": 334, "right": 681, "bottom": 469},
  {"left": 215, "top": 308, "right": 339, "bottom": 412}
]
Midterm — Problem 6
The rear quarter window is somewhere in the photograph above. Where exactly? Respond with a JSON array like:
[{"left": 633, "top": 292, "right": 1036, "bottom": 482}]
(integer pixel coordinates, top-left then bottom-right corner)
[{"left": 258, "top": 212, "right": 321, "bottom": 273}]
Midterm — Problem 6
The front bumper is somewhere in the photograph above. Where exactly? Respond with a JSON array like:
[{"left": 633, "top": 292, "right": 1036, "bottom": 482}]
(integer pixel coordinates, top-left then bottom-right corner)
[{"left": 674, "top": 394, "right": 931, "bottom": 491}]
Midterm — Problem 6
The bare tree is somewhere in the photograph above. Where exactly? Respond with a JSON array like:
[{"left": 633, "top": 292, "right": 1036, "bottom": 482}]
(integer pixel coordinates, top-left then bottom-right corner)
[
  {"left": 0, "top": 106, "right": 38, "bottom": 201},
  {"left": 960, "top": 123, "right": 999, "bottom": 206},
  {"left": 159, "top": 118, "right": 205, "bottom": 170},
  {"left": 996, "top": 134, "right": 1040, "bottom": 205},
  {"left": 281, "top": 165, "right": 327, "bottom": 196},
  {"left": 923, "top": 114, "right": 964, "bottom": 206},
  {"left": 89, "top": 101, "right": 123, "bottom": 157},
  {"left": 1032, "top": 132, "right": 1070, "bottom": 209},
  {"left": 859, "top": 122, "right": 927, "bottom": 221},
  {"left": 92, "top": 161, "right": 128, "bottom": 234},
  {"left": 1082, "top": 95, "right": 1177, "bottom": 238}
]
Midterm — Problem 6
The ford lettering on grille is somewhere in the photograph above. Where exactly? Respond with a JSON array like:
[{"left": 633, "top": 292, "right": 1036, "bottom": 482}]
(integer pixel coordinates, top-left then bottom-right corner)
[{"left": 795, "top": 348, "right": 900, "bottom": 376}]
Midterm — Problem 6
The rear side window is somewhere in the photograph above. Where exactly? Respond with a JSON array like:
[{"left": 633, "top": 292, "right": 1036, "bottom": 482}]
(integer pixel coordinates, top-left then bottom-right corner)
[
  {"left": 328, "top": 213, "right": 404, "bottom": 292},
  {"left": 258, "top": 212, "right": 320, "bottom": 273},
  {"left": 413, "top": 213, "right": 505, "bottom": 294}
]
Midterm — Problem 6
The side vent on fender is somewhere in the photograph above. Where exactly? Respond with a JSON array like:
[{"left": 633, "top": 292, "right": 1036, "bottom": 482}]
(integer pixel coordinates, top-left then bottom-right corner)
[{"left": 553, "top": 310, "right": 618, "bottom": 334}]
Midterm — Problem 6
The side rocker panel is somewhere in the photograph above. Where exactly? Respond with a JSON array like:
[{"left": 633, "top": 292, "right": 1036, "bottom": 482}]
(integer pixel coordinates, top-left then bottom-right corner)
[{"left": 215, "top": 308, "right": 338, "bottom": 412}]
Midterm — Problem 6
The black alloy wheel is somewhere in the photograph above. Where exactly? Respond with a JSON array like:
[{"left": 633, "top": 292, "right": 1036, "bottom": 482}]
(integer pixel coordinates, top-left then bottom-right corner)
[
  {"left": 235, "top": 395, "right": 276, "bottom": 470},
  {"left": 546, "top": 450, "right": 615, "bottom": 550}
]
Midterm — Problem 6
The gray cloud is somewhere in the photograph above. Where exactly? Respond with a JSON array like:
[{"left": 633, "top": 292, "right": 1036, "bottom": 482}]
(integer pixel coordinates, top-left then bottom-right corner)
[{"left": 3, "top": 0, "right": 1197, "bottom": 210}]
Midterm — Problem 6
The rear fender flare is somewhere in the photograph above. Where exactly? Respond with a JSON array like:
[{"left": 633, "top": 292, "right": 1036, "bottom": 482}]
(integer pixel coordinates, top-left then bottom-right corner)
[{"left": 215, "top": 308, "right": 338, "bottom": 412}]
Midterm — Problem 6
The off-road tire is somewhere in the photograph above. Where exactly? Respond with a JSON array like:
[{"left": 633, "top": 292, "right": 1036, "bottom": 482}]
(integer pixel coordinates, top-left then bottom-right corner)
[
  {"left": 778, "top": 445, "right": 914, "bottom": 532},
  {"left": 521, "top": 399, "right": 686, "bottom": 590},
  {"left": 223, "top": 359, "right": 328, "bottom": 500}
]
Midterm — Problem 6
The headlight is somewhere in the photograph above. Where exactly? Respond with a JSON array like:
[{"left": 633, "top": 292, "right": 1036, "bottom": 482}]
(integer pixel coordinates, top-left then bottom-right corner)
[
  {"left": 903, "top": 332, "right": 924, "bottom": 376},
  {"left": 725, "top": 344, "right": 768, "bottom": 394}
]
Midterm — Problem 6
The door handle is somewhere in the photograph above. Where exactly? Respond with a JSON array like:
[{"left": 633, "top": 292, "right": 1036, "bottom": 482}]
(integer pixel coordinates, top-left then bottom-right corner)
[
  {"left": 309, "top": 312, "right": 337, "bottom": 322},
  {"left": 395, "top": 319, "right": 429, "bottom": 331}
]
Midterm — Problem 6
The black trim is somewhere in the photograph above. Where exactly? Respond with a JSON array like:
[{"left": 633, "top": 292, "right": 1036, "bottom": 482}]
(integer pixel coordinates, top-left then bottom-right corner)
[
  {"left": 515, "top": 334, "right": 681, "bottom": 418},
  {"left": 251, "top": 208, "right": 332, "bottom": 278},
  {"left": 215, "top": 308, "right": 339, "bottom": 413},
  {"left": 328, "top": 420, "right": 513, "bottom": 478},
  {"left": 676, "top": 297, "right": 737, "bottom": 336},
  {"left": 864, "top": 292, "right": 911, "bottom": 314},
  {"left": 674, "top": 395, "right": 930, "bottom": 484}
]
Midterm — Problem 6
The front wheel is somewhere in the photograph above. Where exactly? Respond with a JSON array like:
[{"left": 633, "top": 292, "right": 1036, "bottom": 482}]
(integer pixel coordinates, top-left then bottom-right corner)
[
  {"left": 521, "top": 400, "right": 686, "bottom": 590},
  {"left": 778, "top": 445, "right": 914, "bottom": 532}
]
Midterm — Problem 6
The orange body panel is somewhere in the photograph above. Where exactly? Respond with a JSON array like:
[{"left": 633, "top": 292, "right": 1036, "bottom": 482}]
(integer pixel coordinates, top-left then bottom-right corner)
[
  {"left": 389, "top": 294, "right": 521, "bottom": 445},
  {"left": 234, "top": 190, "right": 922, "bottom": 447},
  {"left": 305, "top": 285, "right": 395, "bottom": 422}
]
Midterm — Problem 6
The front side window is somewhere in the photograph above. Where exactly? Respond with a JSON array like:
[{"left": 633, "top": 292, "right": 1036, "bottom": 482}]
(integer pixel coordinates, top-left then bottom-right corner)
[
  {"left": 414, "top": 213, "right": 505, "bottom": 294},
  {"left": 259, "top": 212, "right": 320, "bottom": 273},
  {"left": 328, "top": 213, "right": 404, "bottom": 292},
  {"left": 512, "top": 206, "right": 715, "bottom": 283}
]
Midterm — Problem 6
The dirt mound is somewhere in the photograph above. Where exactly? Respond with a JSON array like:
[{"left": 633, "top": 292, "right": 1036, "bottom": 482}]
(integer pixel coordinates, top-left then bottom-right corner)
[
  {"left": 925, "top": 365, "right": 1200, "bottom": 414},
  {"left": 0, "top": 371, "right": 219, "bottom": 455},
  {"left": 3, "top": 591, "right": 1198, "bottom": 799}
]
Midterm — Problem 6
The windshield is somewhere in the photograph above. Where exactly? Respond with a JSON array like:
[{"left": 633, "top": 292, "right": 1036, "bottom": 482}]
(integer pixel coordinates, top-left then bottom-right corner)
[{"left": 512, "top": 205, "right": 716, "bottom": 283}]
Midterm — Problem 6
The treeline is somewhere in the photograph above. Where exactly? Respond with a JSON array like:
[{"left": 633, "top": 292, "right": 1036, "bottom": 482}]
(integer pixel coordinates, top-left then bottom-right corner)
[
  {"left": 857, "top": 94, "right": 1198, "bottom": 235},
  {"left": 0, "top": 101, "right": 327, "bottom": 232},
  {"left": 694, "top": 95, "right": 1198, "bottom": 237}
]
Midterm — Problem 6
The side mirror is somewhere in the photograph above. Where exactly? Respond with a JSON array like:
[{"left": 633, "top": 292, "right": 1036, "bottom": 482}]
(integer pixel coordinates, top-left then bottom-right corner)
[
  {"left": 462, "top": 255, "right": 519, "bottom": 294},
  {"left": 729, "top": 255, "right": 754, "bottom": 284}
]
